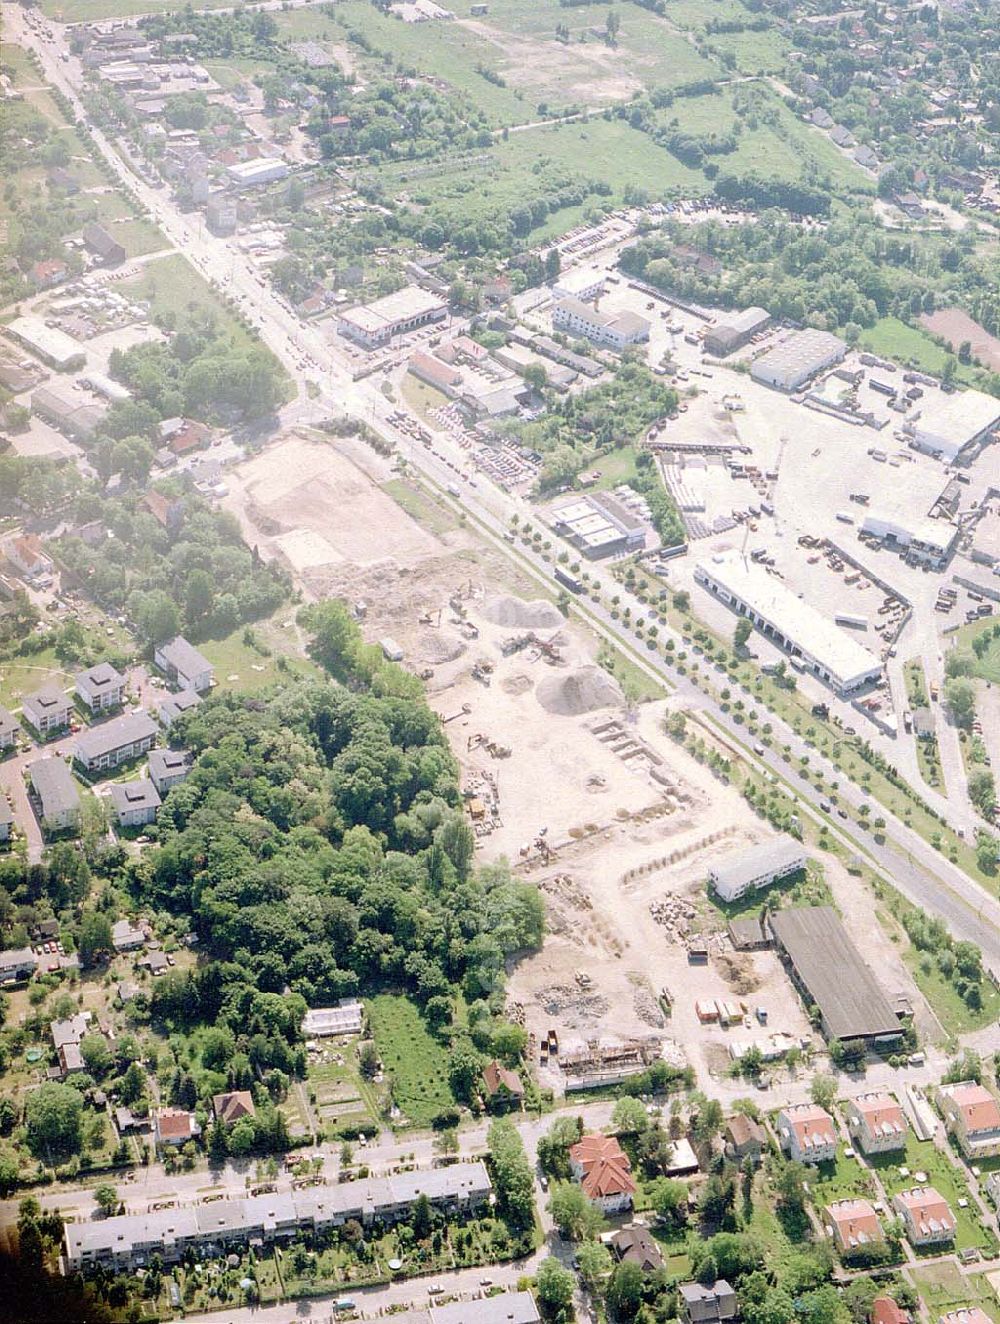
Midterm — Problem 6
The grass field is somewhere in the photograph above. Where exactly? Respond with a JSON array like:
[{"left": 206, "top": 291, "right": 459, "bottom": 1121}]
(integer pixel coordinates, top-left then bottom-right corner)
[
  {"left": 382, "top": 478, "right": 459, "bottom": 536},
  {"left": 0, "top": 652, "right": 73, "bottom": 713},
  {"left": 367, "top": 993, "right": 456, "bottom": 1128},
  {"left": 198, "top": 620, "right": 322, "bottom": 697},
  {"left": 910, "top": 1261, "right": 1000, "bottom": 1322},
  {"left": 40, "top": 0, "right": 232, "bottom": 17},
  {"left": 120, "top": 255, "right": 262, "bottom": 353},
  {"left": 704, "top": 28, "right": 791, "bottom": 74},
  {"left": 858, "top": 317, "right": 978, "bottom": 382},
  {"left": 307, "top": 1060, "right": 376, "bottom": 1139},
  {"left": 807, "top": 1144, "right": 879, "bottom": 1207}
]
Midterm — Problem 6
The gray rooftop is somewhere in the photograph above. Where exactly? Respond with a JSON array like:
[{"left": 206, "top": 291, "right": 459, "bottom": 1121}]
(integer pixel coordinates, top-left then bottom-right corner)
[
  {"left": 110, "top": 780, "right": 161, "bottom": 816},
  {"left": 710, "top": 837, "right": 806, "bottom": 892},
  {"left": 75, "top": 711, "right": 157, "bottom": 765},
  {"left": 157, "top": 690, "right": 201, "bottom": 723},
  {"left": 157, "top": 635, "right": 212, "bottom": 680},
  {"left": 769, "top": 906, "right": 901, "bottom": 1042},
  {"left": 77, "top": 661, "right": 125, "bottom": 692},
  {"left": 29, "top": 758, "right": 81, "bottom": 819},
  {"left": 148, "top": 747, "right": 190, "bottom": 779},
  {"left": 0, "top": 704, "right": 19, "bottom": 735},
  {"left": 23, "top": 685, "right": 71, "bottom": 720}
]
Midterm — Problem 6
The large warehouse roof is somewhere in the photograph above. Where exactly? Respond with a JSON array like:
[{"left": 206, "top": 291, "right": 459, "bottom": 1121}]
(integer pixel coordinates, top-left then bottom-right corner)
[
  {"left": 695, "top": 552, "right": 881, "bottom": 693},
  {"left": 906, "top": 387, "right": 1000, "bottom": 447},
  {"left": 769, "top": 906, "right": 901, "bottom": 1042},
  {"left": 710, "top": 837, "right": 806, "bottom": 894}
]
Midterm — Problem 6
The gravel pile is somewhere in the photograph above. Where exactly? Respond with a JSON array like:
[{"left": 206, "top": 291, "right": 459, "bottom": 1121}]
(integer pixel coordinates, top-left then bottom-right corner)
[
  {"left": 481, "top": 594, "right": 563, "bottom": 629},
  {"left": 536, "top": 666, "right": 624, "bottom": 716}
]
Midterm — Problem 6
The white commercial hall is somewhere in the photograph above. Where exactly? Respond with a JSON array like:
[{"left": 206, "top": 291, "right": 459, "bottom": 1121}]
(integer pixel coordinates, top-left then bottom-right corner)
[{"left": 695, "top": 551, "right": 883, "bottom": 695}]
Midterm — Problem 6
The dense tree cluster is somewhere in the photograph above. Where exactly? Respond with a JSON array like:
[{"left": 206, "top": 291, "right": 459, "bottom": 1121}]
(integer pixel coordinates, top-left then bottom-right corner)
[{"left": 55, "top": 491, "right": 289, "bottom": 642}]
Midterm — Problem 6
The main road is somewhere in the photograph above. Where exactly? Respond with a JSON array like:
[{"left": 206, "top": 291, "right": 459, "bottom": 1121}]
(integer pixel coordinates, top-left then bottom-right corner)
[{"left": 9, "top": 9, "right": 1000, "bottom": 968}]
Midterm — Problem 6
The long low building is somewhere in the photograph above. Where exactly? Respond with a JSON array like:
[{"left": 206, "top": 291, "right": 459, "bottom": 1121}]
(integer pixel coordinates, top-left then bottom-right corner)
[
  {"left": 750, "top": 329, "right": 845, "bottom": 391},
  {"left": 695, "top": 552, "right": 883, "bottom": 695},
  {"left": 709, "top": 837, "right": 807, "bottom": 903},
  {"left": 5, "top": 315, "right": 86, "bottom": 372},
  {"left": 74, "top": 711, "right": 157, "bottom": 774},
  {"left": 63, "top": 1162, "right": 492, "bottom": 1272},
  {"left": 551, "top": 491, "right": 647, "bottom": 559},
  {"left": 769, "top": 906, "right": 902, "bottom": 1046},
  {"left": 337, "top": 286, "right": 448, "bottom": 349},
  {"left": 31, "top": 387, "right": 106, "bottom": 442},
  {"left": 903, "top": 387, "right": 1000, "bottom": 463}
]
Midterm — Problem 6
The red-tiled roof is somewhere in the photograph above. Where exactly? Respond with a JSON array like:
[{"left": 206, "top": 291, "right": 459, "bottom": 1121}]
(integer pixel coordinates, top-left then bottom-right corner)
[{"left": 570, "top": 1134, "right": 636, "bottom": 1200}]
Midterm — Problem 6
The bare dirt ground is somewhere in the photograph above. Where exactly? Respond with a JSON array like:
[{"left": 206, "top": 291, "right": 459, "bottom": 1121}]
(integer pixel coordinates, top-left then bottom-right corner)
[
  {"left": 222, "top": 430, "right": 450, "bottom": 592},
  {"left": 920, "top": 308, "right": 1000, "bottom": 372},
  {"left": 458, "top": 18, "right": 644, "bottom": 104}
]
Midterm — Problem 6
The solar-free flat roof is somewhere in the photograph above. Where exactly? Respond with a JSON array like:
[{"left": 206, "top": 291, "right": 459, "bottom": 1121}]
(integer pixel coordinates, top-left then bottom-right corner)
[{"left": 769, "top": 906, "right": 901, "bottom": 1041}]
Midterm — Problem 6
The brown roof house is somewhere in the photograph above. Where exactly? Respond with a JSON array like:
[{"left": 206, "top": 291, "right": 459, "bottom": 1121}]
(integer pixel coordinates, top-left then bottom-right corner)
[
  {"left": 724, "top": 1114, "right": 766, "bottom": 1165},
  {"left": 610, "top": 1225, "right": 664, "bottom": 1273},
  {"left": 871, "top": 1298, "right": 910, "bottom": 1324},
  {"left": 482, "top": 1060, "right": 524, "bottom": 1111},
  {"left": 569, "top": 1134, "right": 636, "bottom": 1214},
  {"left": 154, "top": 1107, "right": 200, "bottom": 1150},
  {"left": 213, "top": 1090, "right": 256, "bottom": 1127}
]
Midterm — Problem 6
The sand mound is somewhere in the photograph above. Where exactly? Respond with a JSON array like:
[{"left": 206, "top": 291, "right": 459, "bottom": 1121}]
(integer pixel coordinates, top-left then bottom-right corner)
[
  {"left": 481, "top": 594, "right": 563, "bottom": 630},
  {"left": 502, "top": 674, "right": 532, "bottom": 697},
  {"left": 536, "top": 666, "right": 623, "bottom": 716},
  {"left": 415, "top": 632, "right": 467, "bottom": 665}
]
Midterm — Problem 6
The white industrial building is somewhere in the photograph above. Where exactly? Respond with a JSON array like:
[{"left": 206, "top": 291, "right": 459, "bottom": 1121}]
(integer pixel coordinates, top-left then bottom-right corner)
[
  {"left": 903, "top": 387, "right": 1000, "bottom": 463},
  {"left": 337, "top": 286, "right": 448, "bottom": 349},
  {"left": 861, "top": 507, "right": 957, "bottom": 569},
  {"left": 694, "top": 552, "right": 883, "bottom": 694},
  {"left": 6, "top": 316, "right": 86, "bottom": 372},
  {"left": 226, "top": 158, "right": 289, "bottom": 187},
  {"left": 750, "top": 329, "right": 846, "bottom": 391},
  {"left": 552, "top": 267, "right": 607, "bottom": 302},
  {"left": 551, "top": 297, "right": 650, "bottom": 351},
  {"left": 709, "top": 837, "right": 808, "bottom": 902}
]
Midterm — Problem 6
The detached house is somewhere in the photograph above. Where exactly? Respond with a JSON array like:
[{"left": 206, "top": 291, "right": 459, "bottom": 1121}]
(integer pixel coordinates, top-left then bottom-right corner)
[
  {"left": 569, "top": 1134, "right": 636, "bottom": 1214},
  {"left": 893, "top": 1187, "right": 956, "bottom": 1247},
  {"left": 75, "top": 662, "right": 126, "bottom": 714},
  {"left": 939, "top": 1082, "right": 1000, "bottom": 1159},
  {"left": 482, "top": 1060, "right": 524, "bottom": 1111},
  {"left": 213, "top": 1091, "right": 255, "bottom": 1127},
  {"left": 724, "top": 1113, "right": 767, "bottom": 1166},
  {"left": 679, "top": 1281, "right": 738, "bottom": 1324},
  {"left": 154, "top": 1108, "right": 201, "bottom": 1150},
  {"left": 777, "top": 1103, "right": 837, "bottom": 1165},
  {"left": 826, "top": 1198, "right": 882, "bottom": 1257},
  {"left": 844, "top": 1092, "right": 907, "bottom": 1156},
  {"left": 147, "top": 747, "right": 191, "bottom": 795},
  {"left": 110, "top": 780, "right": 161, "bottom": 828}
]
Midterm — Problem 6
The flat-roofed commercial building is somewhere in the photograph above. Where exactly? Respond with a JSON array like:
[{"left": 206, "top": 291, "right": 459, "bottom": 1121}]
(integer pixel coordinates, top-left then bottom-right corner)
[
  {"left": 862, "top": 508, "right": 957, "bottom": 569},
  {"left": 695, "top": 552, "right": 883, "bottom": 695},
  {"left": 704, "top": 307, "right": 771, "bottom": 357},
  {"left": 903, "top": 387, "right": 1000, "bottom": 463},
  {"left": 226, "top": 157, "right": 289, "bottom": 187},
  {"left": 337, "top": 286, "right": 448, "bottom": 349},
  {"left": 750, "top": 328, "right": 845, "bottom": 391},
  {"left": 708, "top": 836, "right": 807, "bottom": 902},
  {"left": 769, "top": 906, "right": 902, "bottom": 1046},
  {"left": 6, "top": 316, "right": 86, "bottom": 371},
  {"left": 552, "top": 267, "right": 607, "bottom": 302},
  {"left": 30, "top": 387, "right": 106, "bottom": 441},
  {"left": 551, "top": 492, "right": 647, "bottom": 559},
  {"left": 551, "top": 296, "right": 650, "bottom": 351}
]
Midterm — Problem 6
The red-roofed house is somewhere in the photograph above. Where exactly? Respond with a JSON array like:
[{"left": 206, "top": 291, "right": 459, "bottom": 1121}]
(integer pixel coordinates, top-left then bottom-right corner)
[
  {"left": 407, "top": 351, "right": 462, "bottom": 396},
  {"left": 844, "top": 1092, "right": 906, "bottom": 1155},
  {"left": 482, "top": 1059, "right": 524, "bottom": 1111},
  {"left": 776, "top": 1103, "right": 837, "bottom": 1164},
  {"left": 892, "top": 1187, "right": 956, "bottom": 1247},
  {"left": 213, "top": 1090, "right": 256, "bottom": 1126},
  {"left": 569, "top": 1134, "right": 636, "bottom": 1214},
  {"left": 825, "top": 1198, "right": 882, "bottom": 1257},
  {"left": 140, "top": 491, "right": 184, "bottom": 532},
  {"left": 940, "top": 1082, "right": 1000, "bottom": 1159},
  {"left": 30, "top": 259, "right": 70, "bottom": 289},
  {"left": 871, "top": 1297, "right": 909, "bottom": 1324},
  {"left": 154, "top": 1108, "right": 201, "bottom": 1150},
  {"left": 7, "top": 534, "right": 53, "bottom": 580}
]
